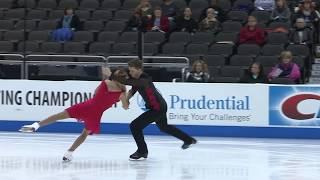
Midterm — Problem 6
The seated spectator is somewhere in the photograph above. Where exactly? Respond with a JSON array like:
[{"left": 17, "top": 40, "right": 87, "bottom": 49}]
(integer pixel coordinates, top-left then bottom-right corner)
[
  {"left": 255, "top": 0, "right": 275, "bottom": 11},
  {"left": 176, "top": 8, "right": 198, "bottom": 34},
  {"left": 270, "top": 0, "right": 291, "bottom": 22},
  {"left": 233, "top": 0, "right": 254, "bottom": 12},
  {"left": 268, "top": 51, "right": 301, "bottom": 83},
  {"left": 186, "top": 60, "right": 210, "bottom": 83},
  {"left": 296, "top": 0, "right": 319, "bottom": 27},
  {"left": 136, "top": 0, "right": 153, "bottom": 18},
  {"left": 240, "top": 62, "right": 269, "bottom": 83},
  {"left": 239, "top": 16, "right": 266, "bottom": 45},
  {"left": 146, "top": 7, "right": 169, "bottom": 33},
  {"left": 296, "top": 0, "right": 320, "bottom": 43},
  {"left": 199, "top": 8, "right": 221, "bottom": 34},
  {"left": 52, "top": 8, "right": 80, "bottom": 42},
  {"left": 126, "top": 10, "right": 145, "bottom": 31},
  {"left": 199, "top": 0, "right": 225, "bottom": 22},
  {"left": 289, "top": 18, "right": 313, "bottom": 46},
  {"left": 160, "top": 0, "right": 179, "bottom": 20}
]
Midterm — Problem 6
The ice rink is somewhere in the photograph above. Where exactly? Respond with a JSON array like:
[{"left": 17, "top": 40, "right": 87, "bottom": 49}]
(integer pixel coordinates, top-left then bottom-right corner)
[{"left": 1, "top": 132, "right": 320, "bottom": 180}]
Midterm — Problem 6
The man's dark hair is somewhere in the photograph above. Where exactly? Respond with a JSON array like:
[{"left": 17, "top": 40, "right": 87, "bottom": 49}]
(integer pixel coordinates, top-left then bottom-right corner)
[{"left": 128, "top": 59, "right": 143, "bottom": 69}]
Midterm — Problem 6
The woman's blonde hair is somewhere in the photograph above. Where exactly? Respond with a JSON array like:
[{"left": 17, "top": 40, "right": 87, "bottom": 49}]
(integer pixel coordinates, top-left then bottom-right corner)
[
  {"left": 191, "top": 60, "right": 208, "bottom": 73},
  {"left": 280, "top": 51, "right": 293, "bottom": 60}
]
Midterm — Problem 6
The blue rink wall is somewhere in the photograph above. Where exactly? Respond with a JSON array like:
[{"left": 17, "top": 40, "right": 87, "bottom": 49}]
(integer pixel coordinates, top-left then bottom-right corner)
[
  {"left": 1, "top": 121, "right": 320, "bottom": 139},
  {"left": 0, "top": 80, "right": 320, "bottom": 139}
]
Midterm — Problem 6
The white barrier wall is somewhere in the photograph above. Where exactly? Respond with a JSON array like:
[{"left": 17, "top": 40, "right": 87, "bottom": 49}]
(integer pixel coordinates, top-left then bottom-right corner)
[{"left": 0, "top": 80, "right": 320, "bottom": 135}]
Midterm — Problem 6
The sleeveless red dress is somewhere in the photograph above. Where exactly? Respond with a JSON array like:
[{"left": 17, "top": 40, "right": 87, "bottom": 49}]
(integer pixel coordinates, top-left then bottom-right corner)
[{"left": 66, "top": 81, "right": 122, "bottom": 134}]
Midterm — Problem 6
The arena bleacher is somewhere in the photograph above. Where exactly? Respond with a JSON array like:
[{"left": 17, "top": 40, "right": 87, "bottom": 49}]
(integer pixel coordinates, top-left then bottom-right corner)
[{"left": 0, "top": 0, "right": 318, "bottom": 83}]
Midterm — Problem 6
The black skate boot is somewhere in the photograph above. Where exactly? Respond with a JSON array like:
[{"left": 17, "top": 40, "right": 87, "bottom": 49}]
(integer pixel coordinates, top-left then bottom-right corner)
[
  {"left": 181, "top": 138, "right": 197, "bottom": 150},
  {"left": 129, "top": 151, "right": 148, "bottom": 161}
]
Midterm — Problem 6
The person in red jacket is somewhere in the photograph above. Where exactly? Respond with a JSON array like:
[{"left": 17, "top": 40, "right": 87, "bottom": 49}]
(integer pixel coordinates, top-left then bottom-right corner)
[
  {"left": 239, "top": 16, "right": 266, "bottom": 46},
  {"left": 146, "top": 7, "right": 169, "bottom": 33}
]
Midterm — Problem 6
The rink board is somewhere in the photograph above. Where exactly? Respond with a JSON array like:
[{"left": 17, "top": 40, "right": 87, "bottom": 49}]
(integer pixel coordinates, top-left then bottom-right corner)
[{"left": 0, "top": 80, "right": 320, "bottom": 138}]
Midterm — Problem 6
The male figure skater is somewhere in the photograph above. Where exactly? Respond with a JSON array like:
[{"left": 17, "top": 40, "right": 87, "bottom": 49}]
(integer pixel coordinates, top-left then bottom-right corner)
[{"left": 122, "top": 59, "right": 197, "bottom": 160}]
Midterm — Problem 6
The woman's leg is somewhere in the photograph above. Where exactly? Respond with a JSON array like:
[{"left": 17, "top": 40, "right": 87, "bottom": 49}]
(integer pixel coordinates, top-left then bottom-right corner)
[
  {"left": 20, "top": 111, "right": 70, "bottom": 132},
  {"left": 63, "top": 128, "right": 89, "bottom": 162},
  {"left": 38, "top": 110, "right": 70, "bottom": 127},
  {"left": 68, "top": 128, "right": 89, "bottom": 152}
]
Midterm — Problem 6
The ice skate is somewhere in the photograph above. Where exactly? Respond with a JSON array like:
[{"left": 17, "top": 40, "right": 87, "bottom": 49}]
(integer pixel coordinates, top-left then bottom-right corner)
[
  {"left": 129, "top": 151, "right": 148, "bottom": 161},
  {"left": 19, "top": 122, "right": 40, "bottom": 133},
  {"left": 62, "top": 151, "right": 73, "bottom": 162}
]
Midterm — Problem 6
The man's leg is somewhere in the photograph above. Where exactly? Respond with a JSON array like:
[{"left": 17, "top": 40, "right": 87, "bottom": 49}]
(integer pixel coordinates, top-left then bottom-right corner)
[
  {"left": 129, "top": 110, "right": 158, "bottom": 160},
  {"left": 156, "top": 112, "right": 196, "bottom": 149}
]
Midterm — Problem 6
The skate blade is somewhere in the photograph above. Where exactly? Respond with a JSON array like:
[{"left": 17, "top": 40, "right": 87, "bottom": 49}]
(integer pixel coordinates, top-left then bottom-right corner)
[
  {"left": 129, "top": 157, "right": 147, "bottom": 161},
  {"left": 62, "top": 157, "right": 72, "bottom": 162},
  {"left": 19, "top": 127, "right": 35, "bottom": 133}
]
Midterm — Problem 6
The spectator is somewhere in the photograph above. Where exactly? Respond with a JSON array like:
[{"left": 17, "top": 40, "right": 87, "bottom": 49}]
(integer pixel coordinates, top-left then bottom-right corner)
[
  {"left": 296, "top": 0, "right": 319, "bottom": 27},
  {"left": 126, "top": 10, "right": 145, "bottom": 31},
  {"left": 160, "top": 0, "right": 179, "bottom": 20},
  {"left": 239, "top": 16, "right": 266, "bottom": 45},
  {"left": 186, "top": 60, "right": 210, "bottom": 83},
  {"left": 176, "top": 8, "right": 198, "bottom": 34},
  {"left": 52, "top": 8, "right": 80, "bottom": 42},
  {"left": 270, "top": 0, "right": 291, "bottom": 22},
  {"left": 146, "top": 7, "right": 169, "bottom": 33},
  {"left": 136, "top": 0, "right": 153, "bottom": 18},
  {"left": 289, "top": 18, "right": 313, "bottom": 46},
  {"left": 199, "top": 0, "right": 225, "bottom": 22},
  {"left": 199, "top": 8, "right": 221, "bottom": 34},
  {"left": 240, "top": 62, "right": 269, "bottom": 83},
  {"left": 255, "top": 0, "right": 275, "bottom": 11},
  {"left": 233, "top": 0, "right": 254, "bottom": 12},
  {"left": 296, "top": 0, "right": 320, "bottom": 42},
  {"left": 268, "top": 51, "right": 301, "bottom": 83}
]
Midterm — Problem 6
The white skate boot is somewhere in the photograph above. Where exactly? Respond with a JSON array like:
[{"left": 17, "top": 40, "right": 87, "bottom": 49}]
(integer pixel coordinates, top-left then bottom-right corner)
[
  {"left": 19, "top": 122, "right": 40, "bottom": 133},
  {"left": 62, "top": 151, "right": 73, "bottom": 162}
]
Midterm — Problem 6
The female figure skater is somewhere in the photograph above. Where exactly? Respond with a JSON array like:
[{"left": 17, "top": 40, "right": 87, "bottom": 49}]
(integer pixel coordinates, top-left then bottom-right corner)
[{"left": 19, "top": 68, "right": 129, "bottom": 162}]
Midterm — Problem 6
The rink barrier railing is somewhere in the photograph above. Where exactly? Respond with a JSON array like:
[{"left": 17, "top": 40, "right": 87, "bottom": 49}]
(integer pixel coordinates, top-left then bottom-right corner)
[
  {"left": 106, "top": 56, "right": 189, "bottom": 82},
  {"left": 0, "top": 54, "right": 25, "bottom": 79},
  {"left": 0, "top": 54, "right": 189, "bottom": 80}
]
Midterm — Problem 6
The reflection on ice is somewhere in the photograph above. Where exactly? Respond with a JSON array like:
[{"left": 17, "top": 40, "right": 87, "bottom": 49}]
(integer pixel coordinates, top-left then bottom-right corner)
[{"left": 1, "top": 133, "right": 320, "bottom": 180}]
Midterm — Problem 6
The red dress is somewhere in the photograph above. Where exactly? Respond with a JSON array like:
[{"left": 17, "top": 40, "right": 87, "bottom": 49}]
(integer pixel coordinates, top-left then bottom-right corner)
[{"left": 66, "top": 81, "right": 122, "bottom": 134}]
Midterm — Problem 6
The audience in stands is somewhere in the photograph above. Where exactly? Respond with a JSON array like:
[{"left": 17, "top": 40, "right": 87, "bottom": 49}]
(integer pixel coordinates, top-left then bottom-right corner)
[
  {"left": 268, "top": 51, "right": 301, "bottom": 83},
  {"left": 160, "top": 0, "right": 179, "bottom": 20},
  {"left": 175, "top": 8, "right": 198, "bottom": 34},
  {"left": 239, "top": 16, "right": 266, "bottom": 45},
  {"left": 199, "top": 8, "right": 221, "bottom": 33},
  {"left": 255, "top": 0, "right": 275, "bottom": 11},
  {"left": 289, "top": 18, "right": 313, "bottom": 46},
  {"left": 146, "top": 7, "right": 170, "bottom": 33},
  {"left": 270, "top": 0, "right": 291, "bottom": 22},
  {"left": 2, "top": 0, "right": 315, "bottom": 83},
  {"left": 136, "top": 0, "right": 153, "bottom": 18},
  {"left": 240, "top": 62, "right": 269, "bottom": 83},
  {"left": 232, "top": 0, "right": 254, "bottom": 12},
  {"left": 126, "top": 10, "right": 145, "bottom": 31},
  {"left": 52, "top": 8, "right": 80, "bottom": 42},
  {"left": 199, "top": 0, "right": 225, "bottom": 22},
  {"left": 295, "top": 0, "right": 320, "bottom": 42},
  {"left": 186, "top": 60, "right": 210, "bottom": 83},
  {"left": 295, "top": 0, "right": 319, "bottom": 26}
]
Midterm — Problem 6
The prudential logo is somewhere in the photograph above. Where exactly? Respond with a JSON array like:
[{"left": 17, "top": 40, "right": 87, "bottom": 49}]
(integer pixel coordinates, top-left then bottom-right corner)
[{"left": 281, "top": 93, "right": 320, "bottom": 120}]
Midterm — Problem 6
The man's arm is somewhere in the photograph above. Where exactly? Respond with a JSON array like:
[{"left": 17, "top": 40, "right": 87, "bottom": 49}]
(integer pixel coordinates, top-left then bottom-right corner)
[
  {"left": 122, "top": 78, "right": 148, "bottom": 87},
  {"left": 127, "top": 88, "right": 136, "bottom": 100}
]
